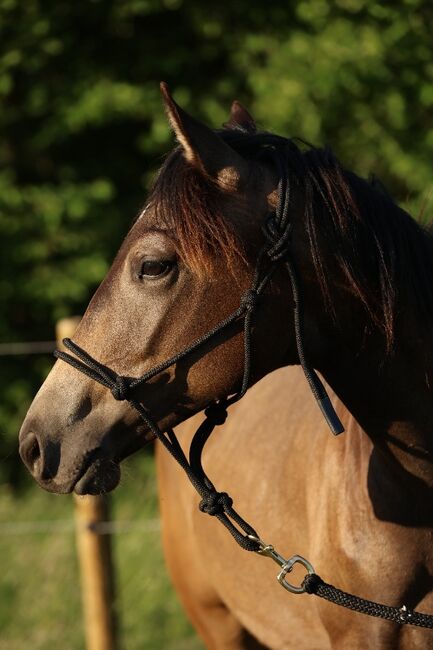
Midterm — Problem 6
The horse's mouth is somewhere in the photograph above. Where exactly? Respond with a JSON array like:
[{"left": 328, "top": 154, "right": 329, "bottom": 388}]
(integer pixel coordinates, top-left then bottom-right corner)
[
  {"left": 72, "top": 425, "right": 155, "bottom": 495},
  {"left": 73, "top": 457, "right": 121, "bottom": 495}
]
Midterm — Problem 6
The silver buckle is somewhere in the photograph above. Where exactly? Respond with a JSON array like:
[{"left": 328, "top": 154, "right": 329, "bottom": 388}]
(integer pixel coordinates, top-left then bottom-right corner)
[{"left": 248, "top": 535, "right": 314, "bottom": 594}]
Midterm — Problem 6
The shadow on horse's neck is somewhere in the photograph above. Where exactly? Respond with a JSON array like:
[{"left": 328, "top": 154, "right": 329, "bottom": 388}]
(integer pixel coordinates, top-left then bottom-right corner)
[
  {"left": 309, "top": 269, "right": 433, "bottom": 526},
  {"left": 316, "top": 324, "right": 433, "bottom": 524},
  {"left": 289, "top": 172, "right": 433, "bottom": 526}
]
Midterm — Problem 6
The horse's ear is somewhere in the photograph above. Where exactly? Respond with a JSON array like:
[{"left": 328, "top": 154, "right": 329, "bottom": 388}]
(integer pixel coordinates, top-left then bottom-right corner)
[
  {"left": 225, "top": 101, "right": 256, "bottom": 134},
  {"left": 160, "top": 82, "right": 249, "bottom": 188}
]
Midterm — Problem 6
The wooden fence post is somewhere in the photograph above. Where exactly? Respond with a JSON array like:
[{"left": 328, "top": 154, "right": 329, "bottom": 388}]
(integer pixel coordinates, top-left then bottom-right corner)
[{"left": 56, "top": 317, "right": 118, "bottom": 650}]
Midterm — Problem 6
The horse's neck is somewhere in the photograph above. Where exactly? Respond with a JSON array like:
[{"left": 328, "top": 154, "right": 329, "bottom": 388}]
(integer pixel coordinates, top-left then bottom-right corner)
[{"left": 319, "top": 323, "right": 433, "bottom": 522}]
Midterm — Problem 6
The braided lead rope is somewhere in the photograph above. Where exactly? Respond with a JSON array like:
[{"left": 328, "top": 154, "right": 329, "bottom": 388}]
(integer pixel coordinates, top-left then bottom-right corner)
[
  {"left": 247, "top": 535, "right": 433, "bottom": 628},
  {"left": 302, "top": 574, "right": 433, "bottom": 628}
]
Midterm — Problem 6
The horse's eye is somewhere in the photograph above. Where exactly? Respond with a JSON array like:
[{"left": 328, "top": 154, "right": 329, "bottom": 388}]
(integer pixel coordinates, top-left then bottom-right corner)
[{"left": 138, "top": 260, "right": 174, "bottom": 279}]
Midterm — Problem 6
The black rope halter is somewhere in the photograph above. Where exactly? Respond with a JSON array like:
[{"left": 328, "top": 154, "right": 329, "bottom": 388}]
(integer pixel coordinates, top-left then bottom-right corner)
[
  {"left": 55, "top": 146, "right": 342, "bottom": 552},
  {"left": 54, "top": 145, "right": 433, "bottom": 629}
]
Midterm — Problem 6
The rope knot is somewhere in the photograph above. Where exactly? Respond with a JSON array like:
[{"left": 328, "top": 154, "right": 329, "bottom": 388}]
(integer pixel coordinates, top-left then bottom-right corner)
[
  {"left": 199, "top": 491, "right": 233, "bottom": 516},
  {"left": 111, "top": 375, "right": 130, "bottom": 401},
  {"left": 302, "top": 573, "right": 324, "bottom": 594},
  {"left": 204, "top": 404, "right": 228, "bottom": 425},
  {"left": 262, "top": 214, "right": 292, "bottom": 262},
  {"left": 241, "top": 289, "right": 258, "bottom": 313}
]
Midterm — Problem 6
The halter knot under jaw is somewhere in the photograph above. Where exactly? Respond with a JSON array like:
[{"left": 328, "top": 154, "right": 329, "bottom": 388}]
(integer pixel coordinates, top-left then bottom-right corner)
[
  {"left": 204, "top": 403, "right": 228, "bottom": 425},
  {"left": 199, "top": 491, "right": 233, "bottom": 516},
  {"left": 111, "top": 375, "right": 130, "bottom": 401}
]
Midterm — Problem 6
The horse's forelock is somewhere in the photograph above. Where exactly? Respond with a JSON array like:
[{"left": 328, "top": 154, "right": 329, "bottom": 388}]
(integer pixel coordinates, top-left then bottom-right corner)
[{"left": 148, "top": 147, "right": 246, "bottom": 277}]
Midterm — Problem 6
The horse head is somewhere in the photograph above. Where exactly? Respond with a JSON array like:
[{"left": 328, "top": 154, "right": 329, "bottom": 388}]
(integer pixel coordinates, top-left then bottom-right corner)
[{"left": 19, "top": 85, "right": 303, "bottom": 495}]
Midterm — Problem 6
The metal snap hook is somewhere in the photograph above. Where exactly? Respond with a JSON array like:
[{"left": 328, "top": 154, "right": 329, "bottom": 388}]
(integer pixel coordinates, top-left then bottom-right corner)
[
  {"left": 277, "top": 555, "right": 315, "bottom": 594},
  {"left": 248, "top": 535, "right": 315, "bottom": 594}
]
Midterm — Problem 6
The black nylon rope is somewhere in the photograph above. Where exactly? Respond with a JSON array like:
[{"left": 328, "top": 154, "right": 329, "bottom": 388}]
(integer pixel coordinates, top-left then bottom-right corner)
[
  {"left": 284, "top": 256, "right": 344, "bottom": 435},
  {"left": 50, "top": 144, "right": 433, "bottom": 628},
  {"left": 302, "top": 574, "right": 433, "bottom": 629},
  {"left": 55, "top": 302, "right": 245, "bottom": 402},
  {"left": 128, "top": 397, "right": 259, "bottom": 550}
]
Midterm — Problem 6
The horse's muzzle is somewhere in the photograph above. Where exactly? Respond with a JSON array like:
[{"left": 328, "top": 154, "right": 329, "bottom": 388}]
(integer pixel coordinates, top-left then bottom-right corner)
[{"left": 19, "top": 423, "right": 121, "bottom": 495}]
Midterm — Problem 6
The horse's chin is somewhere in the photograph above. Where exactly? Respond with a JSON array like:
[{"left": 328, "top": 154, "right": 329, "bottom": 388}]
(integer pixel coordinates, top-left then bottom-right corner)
[{"left": 73, "top": 458, "right": 121, "bottom": 495}]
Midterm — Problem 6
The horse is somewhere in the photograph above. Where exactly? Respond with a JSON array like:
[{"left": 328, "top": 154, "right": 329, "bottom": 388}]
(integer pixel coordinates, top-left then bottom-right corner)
[{"left": 19, "top": 83, "right": 433, "bottom": 649}]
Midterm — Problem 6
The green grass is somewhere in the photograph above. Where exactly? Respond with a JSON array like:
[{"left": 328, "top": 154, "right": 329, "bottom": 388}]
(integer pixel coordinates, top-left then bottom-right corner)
[{"left": 0, "top": 450, "right": 203, "bottom": 650}]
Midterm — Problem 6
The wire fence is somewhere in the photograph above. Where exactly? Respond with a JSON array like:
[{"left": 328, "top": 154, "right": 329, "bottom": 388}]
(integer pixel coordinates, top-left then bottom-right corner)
[{"left": 0, "top": 517, "right": 160, "bottom": 535}]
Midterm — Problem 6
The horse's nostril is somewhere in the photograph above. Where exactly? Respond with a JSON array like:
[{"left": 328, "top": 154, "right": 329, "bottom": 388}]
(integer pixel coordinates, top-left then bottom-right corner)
[
  {"left": 28, "top": 436, "right": 41, "bottom": 467},
  {"left": 20, "top": 432, "right": 42, "bottom": 476}
]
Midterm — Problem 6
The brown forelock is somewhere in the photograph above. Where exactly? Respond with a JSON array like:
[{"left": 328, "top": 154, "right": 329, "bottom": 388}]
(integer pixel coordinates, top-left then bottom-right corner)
[
  {"left": 147, "top": 130, "right": 433, "bottom": 348},
  {"left": 148, "top": 146, "right": 248, "bottom": 277}
]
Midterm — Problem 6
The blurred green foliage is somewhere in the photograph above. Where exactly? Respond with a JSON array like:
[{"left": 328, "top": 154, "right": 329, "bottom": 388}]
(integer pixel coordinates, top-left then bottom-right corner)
[
  {"left": 0, "top": 453, "right": 202, "bottom": 649},
  {"left": 1, "top": 0, "right": 432, "bottom": 484}
]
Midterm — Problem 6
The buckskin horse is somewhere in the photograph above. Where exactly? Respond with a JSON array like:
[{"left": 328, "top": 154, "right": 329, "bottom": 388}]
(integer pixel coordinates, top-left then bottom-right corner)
[{"left": 19, "top": 84, "right": 433, "bottom": 649}]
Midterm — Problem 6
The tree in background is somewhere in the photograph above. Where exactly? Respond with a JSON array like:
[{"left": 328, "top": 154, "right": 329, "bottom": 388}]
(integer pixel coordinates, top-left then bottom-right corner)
[{"left": 1, "top": 0, "right": 432, "bottom": 486}]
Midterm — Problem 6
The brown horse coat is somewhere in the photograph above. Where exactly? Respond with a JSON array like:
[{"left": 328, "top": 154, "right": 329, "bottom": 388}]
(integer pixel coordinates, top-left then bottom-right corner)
[
  {"left": 158, "top": 367, "right": 433, "bottom": 649},
  {"left": 19, "top": 86, "right": 433, "bottom": 648}
]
